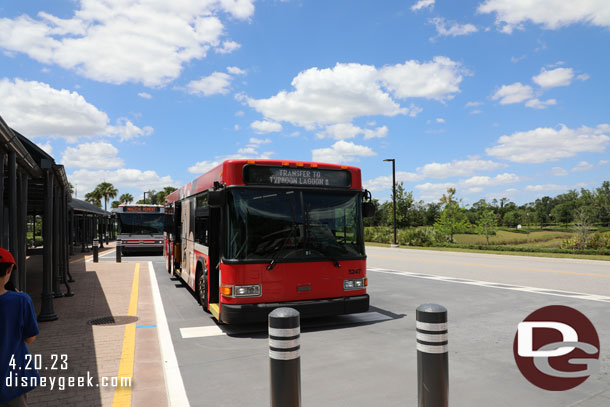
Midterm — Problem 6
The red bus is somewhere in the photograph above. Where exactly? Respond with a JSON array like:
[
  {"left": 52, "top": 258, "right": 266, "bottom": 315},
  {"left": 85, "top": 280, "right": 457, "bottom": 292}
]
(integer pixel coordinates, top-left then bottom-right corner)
[{"left": 164, "top": 159, "right": 375, "bottom": 324}]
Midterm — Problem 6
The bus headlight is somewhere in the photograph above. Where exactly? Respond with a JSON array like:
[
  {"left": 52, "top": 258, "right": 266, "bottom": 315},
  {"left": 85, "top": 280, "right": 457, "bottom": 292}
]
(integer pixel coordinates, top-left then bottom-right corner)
[
  {"left": 344, "top": 278, "right": 365, "bottom": 290},
  {"left": 222, "top": 284, "right": 262, "bottom": 297},
  {"left": 235, "top": 285, "right": 261, "bottom": 297}
]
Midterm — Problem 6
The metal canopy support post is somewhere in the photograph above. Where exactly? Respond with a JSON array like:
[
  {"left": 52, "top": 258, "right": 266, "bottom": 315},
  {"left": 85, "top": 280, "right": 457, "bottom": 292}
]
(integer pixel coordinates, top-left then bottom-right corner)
[
  {"left": 99, "top": 215, "right": 104, "bottom": 249},
  {"left": 52, "top": 184, "right": 63, "bottom": 298},
  {"left": 8, "top": 151, "right": 18, "bottom": 287},
  {"left": 17, "top": 170, "right": 28, "bottom": 292},
  {"left": 39, "top": 169, "right": 57, "bottom": 322},
  {"left": 62, "top": 192, "right": 73, "bottom": 295},
  {"left": 81, "top": 214, "right": 86, "bottom": 252},
  {"left": 0, "top": 150, "right": 5, "bottom": 248}
]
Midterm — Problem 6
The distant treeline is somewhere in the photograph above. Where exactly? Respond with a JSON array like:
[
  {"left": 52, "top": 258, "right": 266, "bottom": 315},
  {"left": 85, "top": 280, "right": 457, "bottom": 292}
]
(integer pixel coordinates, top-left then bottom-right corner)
[{"left": 365, "top": 180, "right": 610, "bottom": 229}]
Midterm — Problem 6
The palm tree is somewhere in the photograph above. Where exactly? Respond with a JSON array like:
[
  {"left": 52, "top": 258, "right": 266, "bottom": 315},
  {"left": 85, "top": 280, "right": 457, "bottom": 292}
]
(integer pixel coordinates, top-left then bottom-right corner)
[
  {"left": 119, "top": 193, "right": 134, "bottom": 205},
  {"left": 95, "top": 182, "right": 118, "bottom": 211},
  {"left": 85, "top": 190, "right": 102, "bottom": 207}
]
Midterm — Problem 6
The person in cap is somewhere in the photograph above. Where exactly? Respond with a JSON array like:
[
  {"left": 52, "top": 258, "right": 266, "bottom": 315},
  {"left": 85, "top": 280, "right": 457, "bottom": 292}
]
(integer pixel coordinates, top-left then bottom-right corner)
[{"left": 0, "top": 248, "right": 40, "bottom": 407}]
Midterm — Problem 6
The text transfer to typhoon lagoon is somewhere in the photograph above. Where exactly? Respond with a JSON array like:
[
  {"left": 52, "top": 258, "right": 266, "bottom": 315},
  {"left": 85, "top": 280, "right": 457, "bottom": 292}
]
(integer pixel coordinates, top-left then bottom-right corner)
[{"left": 163, "top": 159, "right": 376, "bottom": 324}]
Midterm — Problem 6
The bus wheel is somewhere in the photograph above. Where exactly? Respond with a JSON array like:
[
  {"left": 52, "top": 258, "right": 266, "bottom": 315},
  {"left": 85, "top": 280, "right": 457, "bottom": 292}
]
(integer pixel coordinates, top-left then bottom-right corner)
[{"left": 196, "top": 265, "right": 209, "bottom": 312}]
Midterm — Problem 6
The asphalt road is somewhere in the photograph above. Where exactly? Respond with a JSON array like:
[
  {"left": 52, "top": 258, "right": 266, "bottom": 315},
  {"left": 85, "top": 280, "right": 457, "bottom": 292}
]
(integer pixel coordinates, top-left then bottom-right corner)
[{"left": 117, "top": 248, "right": 610, "bottom": 407}]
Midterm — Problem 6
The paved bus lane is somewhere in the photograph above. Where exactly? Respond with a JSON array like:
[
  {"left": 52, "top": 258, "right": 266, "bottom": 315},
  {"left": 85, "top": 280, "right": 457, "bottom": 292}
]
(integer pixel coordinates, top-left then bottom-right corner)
[{"left": 141, "top": 248, "right": 610, "bottom": 407}]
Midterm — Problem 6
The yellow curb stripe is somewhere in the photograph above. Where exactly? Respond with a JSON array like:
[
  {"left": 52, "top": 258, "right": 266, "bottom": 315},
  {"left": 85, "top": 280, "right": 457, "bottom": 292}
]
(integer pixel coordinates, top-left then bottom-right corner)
[
  {"left": 112, "top": 263, "right": 140, "bottom": 407},
  {"left": 368, "top": 254, "right": 610, "bottom": 279}
]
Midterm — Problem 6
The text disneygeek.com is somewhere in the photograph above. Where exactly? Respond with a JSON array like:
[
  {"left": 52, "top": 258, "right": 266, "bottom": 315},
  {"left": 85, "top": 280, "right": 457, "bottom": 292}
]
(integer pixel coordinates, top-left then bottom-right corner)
[{"left": 5, "top": 372, "right": 132, "bottom": 391}]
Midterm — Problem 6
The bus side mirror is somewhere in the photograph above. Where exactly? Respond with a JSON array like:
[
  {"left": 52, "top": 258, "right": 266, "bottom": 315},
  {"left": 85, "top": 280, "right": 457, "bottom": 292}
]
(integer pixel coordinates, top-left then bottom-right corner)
[
  {"left": 362, "top": 202, "right": 375, "bottom": 218},
  {"left": 209, "top": 189, "right": 226, "bottom": 207}
]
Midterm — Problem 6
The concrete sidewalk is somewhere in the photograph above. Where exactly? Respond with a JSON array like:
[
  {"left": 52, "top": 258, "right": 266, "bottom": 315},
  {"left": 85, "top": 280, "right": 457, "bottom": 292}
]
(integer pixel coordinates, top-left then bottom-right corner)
[{"left": 24, "top": 247, "right": 168, "bottom": 407}]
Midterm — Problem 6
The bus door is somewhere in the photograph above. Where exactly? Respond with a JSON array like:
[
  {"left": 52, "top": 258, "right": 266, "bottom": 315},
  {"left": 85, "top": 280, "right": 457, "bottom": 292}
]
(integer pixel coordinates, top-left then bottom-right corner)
[{"left": 208, "top": 207, "right": 221, "bottom": 304}]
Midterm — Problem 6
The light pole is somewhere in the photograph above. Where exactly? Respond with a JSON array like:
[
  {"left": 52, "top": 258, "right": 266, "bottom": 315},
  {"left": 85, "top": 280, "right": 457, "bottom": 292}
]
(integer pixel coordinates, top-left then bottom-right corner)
[
  {"left": 143, "top": 191, "right": 148, "bottom": 204},
  {"left": 383, "top": 158, "right": 398, "bottom": 247}
]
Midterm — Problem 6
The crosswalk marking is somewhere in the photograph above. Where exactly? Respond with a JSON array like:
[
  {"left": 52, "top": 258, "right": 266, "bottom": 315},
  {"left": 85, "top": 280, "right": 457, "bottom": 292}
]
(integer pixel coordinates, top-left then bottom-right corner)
[{"left": 180, "top": 325, "right": 225, "bottom": 338}]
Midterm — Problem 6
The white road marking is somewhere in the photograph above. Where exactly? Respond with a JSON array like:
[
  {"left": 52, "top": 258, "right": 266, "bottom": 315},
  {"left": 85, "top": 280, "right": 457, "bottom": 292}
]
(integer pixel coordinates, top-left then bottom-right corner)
[
  {"left": 368, "top": 268, "right": 610, "bottom": 303},
  {"left": 149, "top": 261, "right": 191, "bottom": 406},
  {"left": 180, "top": 325, "right": 225, "bottom": 339}
]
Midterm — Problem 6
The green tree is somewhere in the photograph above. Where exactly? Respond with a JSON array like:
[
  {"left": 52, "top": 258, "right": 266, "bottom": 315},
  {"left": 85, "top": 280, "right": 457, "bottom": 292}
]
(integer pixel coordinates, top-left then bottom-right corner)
[
  {"left": 434, "top": 188, "right": 470, "bottom": 242},
  {"left": 594, "top": 181, "right": 610, "bottom": 226},
  {"left": 95, "top": 182, "right": 118, "bottom": 211},
  {"left": 394, "top": 182, "right": 414, "bottom": 228},
  {"left": 111, "top": 200, "right": 120, "bottom": 209},
  {"left": 85, "top": 189, "right": 102, "bottom": 207},
  {"left": 476, "top": 208, "right": 498, "bottom": 245},
  {"left": 534, "top": 196, "right": 554, "bottom": 228},
  {"left": 503, "top": 210, "right": 522, "bottom": 228},
  {"left": 119, "top": 193, "right": 134, "bottom": 204}
]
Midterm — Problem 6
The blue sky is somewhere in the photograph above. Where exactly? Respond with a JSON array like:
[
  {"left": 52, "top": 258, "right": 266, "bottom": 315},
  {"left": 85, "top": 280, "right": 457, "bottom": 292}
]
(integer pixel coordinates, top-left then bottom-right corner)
[{"left": 0, "top": 0, "right": 609, "bottom": 204}]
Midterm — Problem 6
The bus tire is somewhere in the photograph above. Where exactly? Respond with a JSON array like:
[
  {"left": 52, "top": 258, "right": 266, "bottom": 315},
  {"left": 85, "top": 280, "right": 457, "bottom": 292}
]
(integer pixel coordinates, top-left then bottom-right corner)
[{"left": 196, "top": 264, "right": 209, "bottom": 312}]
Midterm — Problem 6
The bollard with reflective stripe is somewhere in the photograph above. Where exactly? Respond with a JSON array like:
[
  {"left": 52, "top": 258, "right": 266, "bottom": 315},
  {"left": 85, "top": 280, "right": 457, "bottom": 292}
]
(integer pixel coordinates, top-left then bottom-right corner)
[
  {"left": 92, "top": 239, "right": 99, "bottom": 263},
  {"left": 269, "top": 307, "right": 301, "bottom": 407},
  {"left": 116, "top": 240, "right": 122, "bottom": 263},
  {"left": 417, "top": 304, "right": 448, "bottom": 407}
]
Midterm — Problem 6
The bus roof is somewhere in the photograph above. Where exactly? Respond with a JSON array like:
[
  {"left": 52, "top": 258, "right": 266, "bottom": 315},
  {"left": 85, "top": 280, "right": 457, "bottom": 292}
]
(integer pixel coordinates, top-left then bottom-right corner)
[{"left": 165, "top": 159, "right": 363, "bottom": 204}]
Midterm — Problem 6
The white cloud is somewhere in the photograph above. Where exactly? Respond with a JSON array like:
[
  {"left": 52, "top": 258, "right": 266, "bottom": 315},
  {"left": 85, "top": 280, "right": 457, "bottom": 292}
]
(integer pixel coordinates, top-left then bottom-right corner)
[
  {"left": 317, "top": 123, "right": 388, "bottom": 140},
  {"left": 364, "top": 171, "right": 423, "bottom": 191},
  {"left": 248, "top": 57, "right": 464, "bottom": 128},
  {"left": 491, "top": 82, "right": 533, "bottom": 104},
  {"left": 478, "top": 0, "right": 610, "bottom": 33},
  {"left": 465, "top": 101, "right": 483, "bottom": 108},
  {"left": 35, "top": 141, "right": 53, "bottom": 156},
  {"left": 250, "top": 120, "right": 283, "bottom": 134},
  {"left": 577, "top": 73, "right": 591, "bottom": 81},
  {"left": 411, "top": 0, "right": 435, "bottom": 11},
  {"left": 436, "top": 118, "right": 445, "bottom": 124},
  {"left": 70, "top": 168, "right": 174, "bottom": 194},
  {"left": 429, "top": 17, "right": 478, "bottom": 37},
  {"left": 525, "top": 98, "right": 557, "bottom": 109},
  {"left": 249, "top": 63, "right": 405, "bottom": 128},
  {"left": 0, "top": 1, "right": 254, "bottom": 86},
  {"left": 249, "top": 137, "right": 271, "bottom": 145},
  {"left": 138, "top": 92, "right": 152, "bottom": 99},
  {"left": 216, "top": 40, "right": 242, "bottom": 54},
  {"left": 486, "top": 124, "right": 610, "bottom": 163},
  {"left": 572, "top": 161, "right": 595, "bottom": 172},
  {"left": 311, "top": 140, "right": 376, "bottom": 164},
  {"left": 107, "top": 118, "right": 153, "bottom": 141},
  {"left": 550, "top": 167, "right": 568, "bottom": 176},
  {"left": 188, "top": 160, "right": 221, "bottom": 174},
  {"left": 187, "top": 72, "right": 232, "bottom": 96},
  {"left": 227, "top": 66, "right": 246, "bottom": 75},
  {"left": 61, "top": 142, "right": 124, "bottom": 169},
  {"left": 378, "top": 57, "right": 465, "bottom": 101},
  {"left": 414, "top": 182, "right": 456, "bottom": 200},
  {"left": 525, "top": 183, "right": 586, "bottom": 193},
  {"left": 532, "top": 67, "right": 574, "bottom": 89},
  {"left": 0, "top": 78, "right": 152, "bottom": 140},
  {"left": 417, "top": 159, "right": 507, "bottom": 178},
  {"left": 461, "top": 173, "right": 520, "bottom": 187}
]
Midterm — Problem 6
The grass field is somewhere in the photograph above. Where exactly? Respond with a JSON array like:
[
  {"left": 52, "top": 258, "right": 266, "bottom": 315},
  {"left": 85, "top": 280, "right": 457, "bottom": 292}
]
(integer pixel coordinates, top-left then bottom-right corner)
[
  {"left": 365, "top": 242, "right": 610, "bottom": 261},
  {"left": 453, "top": 230, "right": 572, "bottom": 248}
]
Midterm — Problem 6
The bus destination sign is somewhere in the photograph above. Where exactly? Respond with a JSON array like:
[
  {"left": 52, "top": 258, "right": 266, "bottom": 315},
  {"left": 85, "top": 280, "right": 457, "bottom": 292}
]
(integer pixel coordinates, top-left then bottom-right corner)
[
  {"left": 244, "top": 165, "right": 351, "bottom": 188},
  {"left": 122, "top": 206, "right": 162, "bottom": 213}
]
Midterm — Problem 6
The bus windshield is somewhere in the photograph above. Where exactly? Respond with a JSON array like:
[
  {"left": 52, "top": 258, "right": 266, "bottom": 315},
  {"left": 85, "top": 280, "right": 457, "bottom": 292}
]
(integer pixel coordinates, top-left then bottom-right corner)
[
  {"left": 117, "top": 213, "right": 165, "bottom": 235},
  {"left": 227, "top": 188, "right": 364, "bottom": 261}
]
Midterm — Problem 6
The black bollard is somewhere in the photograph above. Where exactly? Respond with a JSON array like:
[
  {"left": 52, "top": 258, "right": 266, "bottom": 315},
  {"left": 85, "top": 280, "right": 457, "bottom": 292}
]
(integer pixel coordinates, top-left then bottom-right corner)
[
  {"left": 92, "top": 239, "right": 99, "bottom": 263},
  {"left": 269, "top": 308, "right": 301, "bottom": 407},
  {"left": 416, "top": 304, "right": 448, "bottom": 407},
  {"left": 116, "top": 240, "right": 122, "bottom": 263}
]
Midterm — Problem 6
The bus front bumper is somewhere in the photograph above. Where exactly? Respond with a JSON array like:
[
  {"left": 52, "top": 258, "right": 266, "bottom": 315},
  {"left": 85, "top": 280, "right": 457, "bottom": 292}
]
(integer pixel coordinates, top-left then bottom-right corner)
[{"left": 220, "top": 294, "right": 369, "bottom": 324}]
